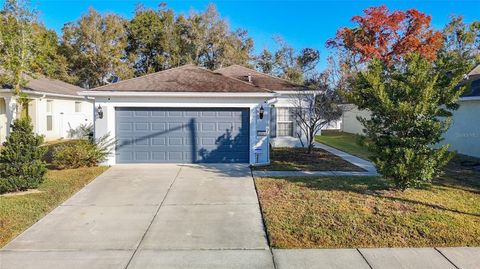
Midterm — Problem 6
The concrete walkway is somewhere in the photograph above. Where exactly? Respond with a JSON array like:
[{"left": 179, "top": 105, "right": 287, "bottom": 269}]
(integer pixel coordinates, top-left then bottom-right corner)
[
  {"left": 253, "top": 142, "right": 379, "bottom": 177},
  {"left": 272, "top": 247, "right": 480, "bottom": 269},
  {"left": 0, "top": 164, "right": 273, "bottom": 268}
]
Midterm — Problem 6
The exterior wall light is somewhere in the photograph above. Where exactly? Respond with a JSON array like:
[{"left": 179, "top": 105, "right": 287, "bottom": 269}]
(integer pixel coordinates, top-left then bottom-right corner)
[
  {"left": 97, "top": 104, "right": 104, "bottom": 119},
  {"left": 259, "top": 105, "right": 264, "bottom": 119}
]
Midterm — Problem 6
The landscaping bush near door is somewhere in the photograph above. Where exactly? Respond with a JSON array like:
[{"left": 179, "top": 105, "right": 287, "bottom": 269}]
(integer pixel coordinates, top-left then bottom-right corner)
[
  {"left": 52, "top": 135, "right": 113, "bottom": 169},
  {"left": 0, "top": 118, "right": 47, "bottom": 194}
]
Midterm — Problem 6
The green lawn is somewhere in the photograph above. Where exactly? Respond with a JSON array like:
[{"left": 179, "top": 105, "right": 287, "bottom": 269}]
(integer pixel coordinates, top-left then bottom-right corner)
[
  {"left": 316, "top": 130, "right": 371, "bottom": 160},
  {"left": 255, "top": 154, "right": 480, "bottom": 248},
  {"left": 0, "top": 167, "right": 108, "bottom": 247},
  {"left": 255, "top": 147, "right": 364, "bottom": 171}
]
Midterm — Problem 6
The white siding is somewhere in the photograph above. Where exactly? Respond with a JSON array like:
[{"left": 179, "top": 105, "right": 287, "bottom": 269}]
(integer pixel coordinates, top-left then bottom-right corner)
[
  {"left": 440, "top": 99, "right": 480, "bottom": 158},
  {"left": 341, "top": 101, "right": 480, "bottom": 158},
  {"left": 0, "top": 98, "right": 6, "bottom": 143},
  {"left": 341, "top": 104, "right": 371, "bottom": 135},
  {"left": 0, "top": 92, "right": 93, "bottom": 142},
  {"left": 34, "top": 97, "right": 93, "bottom": 141}
]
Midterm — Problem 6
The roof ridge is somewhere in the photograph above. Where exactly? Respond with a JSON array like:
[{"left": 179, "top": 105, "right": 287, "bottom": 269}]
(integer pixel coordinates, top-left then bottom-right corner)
[
  {"left": 216, "top": 64, "right": 306, "bottom": 88},
  {"left": 205, "top": 67, "right": 273, "bottom": 93},
  {"left": 91, "top": 64, "right": 198, "bottom": 91},
  {"left": 92, "top": 64, "right": 273, "bottom": 93}
]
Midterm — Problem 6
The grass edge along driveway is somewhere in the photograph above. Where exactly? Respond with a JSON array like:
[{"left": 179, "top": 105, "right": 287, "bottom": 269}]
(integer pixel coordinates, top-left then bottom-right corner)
[{"left": 0, "top": 166, "right": 108, "bottom": 247}]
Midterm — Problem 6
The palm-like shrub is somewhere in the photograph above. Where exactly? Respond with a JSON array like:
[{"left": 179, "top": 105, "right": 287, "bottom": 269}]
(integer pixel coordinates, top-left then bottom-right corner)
[{"left": 52, "top": 134, "right": 114, "bottom": 169}]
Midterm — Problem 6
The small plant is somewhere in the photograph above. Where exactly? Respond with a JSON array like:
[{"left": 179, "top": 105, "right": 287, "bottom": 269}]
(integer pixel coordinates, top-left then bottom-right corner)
[
  {"left": 67, "top": 123, "right": 94, "bottom": 140},
  {"left": 52, "top": 134, "right": 114, "bottom": 169},
  {"left": 0, "top": 118, "right": 47, "bottom": 194}
]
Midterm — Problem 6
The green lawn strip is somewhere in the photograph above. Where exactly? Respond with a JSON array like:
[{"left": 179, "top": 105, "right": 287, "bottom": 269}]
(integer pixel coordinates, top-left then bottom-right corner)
[
  {"left": 0, "top": 166, "right": 108, "bottom": 247},
  {"left": 255, "top": 160, "right": 480, "bottom": 248},
  {"left": 315, "top": 130, "right": 371, "bottom": 161},
  {"left": 256, "top": 147, "right": 364, "bottom": 172}
]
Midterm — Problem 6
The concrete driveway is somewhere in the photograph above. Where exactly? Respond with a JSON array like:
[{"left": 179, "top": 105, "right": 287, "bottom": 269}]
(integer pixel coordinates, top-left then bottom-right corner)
[{"left": 0, "top": 164, "right": 274, "bottom": 269}]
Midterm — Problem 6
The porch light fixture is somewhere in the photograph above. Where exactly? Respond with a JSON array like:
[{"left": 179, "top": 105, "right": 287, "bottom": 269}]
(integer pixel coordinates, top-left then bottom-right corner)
[
  {"left": 259, "top": 105, "right": 264, "bottom": 120},
  {"left": 96, "top": 104, "right": 104, "bottom": 119}
]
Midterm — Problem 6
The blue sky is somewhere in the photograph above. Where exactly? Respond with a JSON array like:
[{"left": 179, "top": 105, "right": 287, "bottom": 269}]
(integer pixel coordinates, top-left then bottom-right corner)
[{"left": 5, "top": 0, "right": 480, "bottom": 69}]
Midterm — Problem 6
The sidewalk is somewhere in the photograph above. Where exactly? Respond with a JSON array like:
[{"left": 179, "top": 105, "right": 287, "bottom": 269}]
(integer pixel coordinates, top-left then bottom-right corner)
[
  {"left": 252, "top": 142, "right": 379, "bottom": 178},
  {"left": 272, "top": 247, "right": 480, "bottom": 269}
]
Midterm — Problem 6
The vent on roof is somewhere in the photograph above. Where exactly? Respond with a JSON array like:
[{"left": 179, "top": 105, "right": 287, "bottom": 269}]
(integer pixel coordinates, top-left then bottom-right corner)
[{"left": 246, "top": 74, "right": 252, "bottom": 83}]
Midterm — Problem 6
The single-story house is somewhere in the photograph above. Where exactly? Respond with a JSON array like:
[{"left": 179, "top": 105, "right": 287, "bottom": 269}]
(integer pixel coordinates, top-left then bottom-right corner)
[
  {"left": 0, "top": 75, "right": 93, "bottom": 143},
  {"left": 81, "top": 64, "right": 336, "bottom": 165},
  {"left": 81, "top": 65, "right": 275, "bottom": 166},
  {"left": 340, "top": 64, "right": 480, "bottom": 158}
]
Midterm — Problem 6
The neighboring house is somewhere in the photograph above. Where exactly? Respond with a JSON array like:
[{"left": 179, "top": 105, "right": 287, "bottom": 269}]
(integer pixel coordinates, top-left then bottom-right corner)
[
  {"left": 340, "top": 64, "right": 480, "bottom": 158},
  {"left": 439, "top": 64, "right": 480, "bottom": 158},
  {"left": 216, "top": 65, "right": 341, "bottom": 147},
  {"left": 340, "top": 104, "right": 371, "bottom": 135},
  {"left": 81, "top": 65, "right": 274, "bottom": 166},
  {"left": 0, "top": 75, "right": 93, "bottom": 143}
]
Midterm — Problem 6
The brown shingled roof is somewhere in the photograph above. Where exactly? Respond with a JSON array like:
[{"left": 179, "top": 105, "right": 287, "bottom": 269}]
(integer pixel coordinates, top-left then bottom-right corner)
[
  {"left": 23, "top": 77, "right": 84, "bottom": 96},
  {"left": 215, "top": 64, "right": 308, "bottom": 91},
  {"left": 0, "top": 70, "right": 83, "bottom": 96},
  {"left": 92, "top": 65, "right": 271, "bottom": 93},
  {"left": 468, "top": 64, "right": 480, "bottom": 80}
]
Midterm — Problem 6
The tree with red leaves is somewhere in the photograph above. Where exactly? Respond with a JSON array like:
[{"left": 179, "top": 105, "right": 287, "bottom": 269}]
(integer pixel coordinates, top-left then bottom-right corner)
[{"left": 327, "top": 5, "right": 443, "bottom": 65}]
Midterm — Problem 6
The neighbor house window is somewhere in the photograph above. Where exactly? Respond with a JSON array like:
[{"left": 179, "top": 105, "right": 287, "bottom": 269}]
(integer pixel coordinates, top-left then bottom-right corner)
[
  {"left": 75, "top": 101, "right": 81, "bottom": 112},
  {"left": 277, "top": 108, "right": 294, "bottom": 137},
  {"left": 46, "top": 100, "right": 53, "bottom": 131}
]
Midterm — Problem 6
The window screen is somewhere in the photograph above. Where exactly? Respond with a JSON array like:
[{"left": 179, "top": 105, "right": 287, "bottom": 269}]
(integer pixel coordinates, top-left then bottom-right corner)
[
  {"left": 75, "top": 101, "right": 81, "bottom": 112},
  {"left": 46, "top": 100, "right": 53, "bottom": 131},
  {"left": 46, "top": 115, "right": 53, "bottom": 131}
]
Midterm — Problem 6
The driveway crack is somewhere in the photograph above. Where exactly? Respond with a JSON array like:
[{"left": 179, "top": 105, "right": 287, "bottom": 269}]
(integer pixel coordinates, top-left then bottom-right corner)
[{"left": 123, "top": 165, "right": 183, "bottom": 269}]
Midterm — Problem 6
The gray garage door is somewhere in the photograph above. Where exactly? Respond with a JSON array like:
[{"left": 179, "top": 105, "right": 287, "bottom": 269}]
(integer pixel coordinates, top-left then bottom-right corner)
[{"left": 115, "top": 107, "right": 250, "bottom": 163}]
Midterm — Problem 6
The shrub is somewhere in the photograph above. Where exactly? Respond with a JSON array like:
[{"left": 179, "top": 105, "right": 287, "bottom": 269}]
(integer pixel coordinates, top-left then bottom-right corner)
[
  {"left": 350, "top": 55, "right": 460, "bottom": 190},
  {"left": 52, "top": 135, "right": 114, "bottom": 169},
  {"left": 0, "top": 118, "right": 47, "bottom": 194},
  {"left": 67, "top": 123, "right": 93, "bottom": 140}
]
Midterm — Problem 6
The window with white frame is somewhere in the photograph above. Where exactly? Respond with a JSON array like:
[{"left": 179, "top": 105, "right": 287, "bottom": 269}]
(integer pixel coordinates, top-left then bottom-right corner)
[
  {"left": 277, "top": 108, "right": 294, "bottom": 137},
  {"left": 46, "top": 100, "right": 53, "bottom": 131},
  {"left": 75, "top": 101, "right": 81, "bottom": 112}
]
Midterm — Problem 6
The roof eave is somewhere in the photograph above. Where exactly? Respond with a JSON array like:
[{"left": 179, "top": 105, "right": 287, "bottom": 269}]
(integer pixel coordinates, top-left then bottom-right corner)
[
  {"left": 79, "top": 91, "right": 278, "bottom": 98},
  {"left": 0, "top": 89, "right": 85, "bottom": 99}
]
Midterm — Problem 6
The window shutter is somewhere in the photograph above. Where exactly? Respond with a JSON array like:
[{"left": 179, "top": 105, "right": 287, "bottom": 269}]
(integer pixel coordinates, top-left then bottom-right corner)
[{"left": 270, "top": 107, "right": 276, "bottom": 138}]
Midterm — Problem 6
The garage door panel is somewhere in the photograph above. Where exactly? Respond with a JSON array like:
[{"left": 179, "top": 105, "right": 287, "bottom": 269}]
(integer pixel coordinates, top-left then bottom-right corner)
[
  {"left": 134, "top": 110, "right": 150, "bottom": 117},
  {"left": 151, "top": 110, "right": 166, "bottom": 117},
  {"left": 115, "top": 107, "right": 249, "bottom": 163},
  {"left": 152, "top": 152, "right": 166, "bottom": 160},
  {"left": 118, "top": 123, "right": 133, "bottom": 131},
  {"left": 134, "top": 122, "right": 150, "bottom": 131}
]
